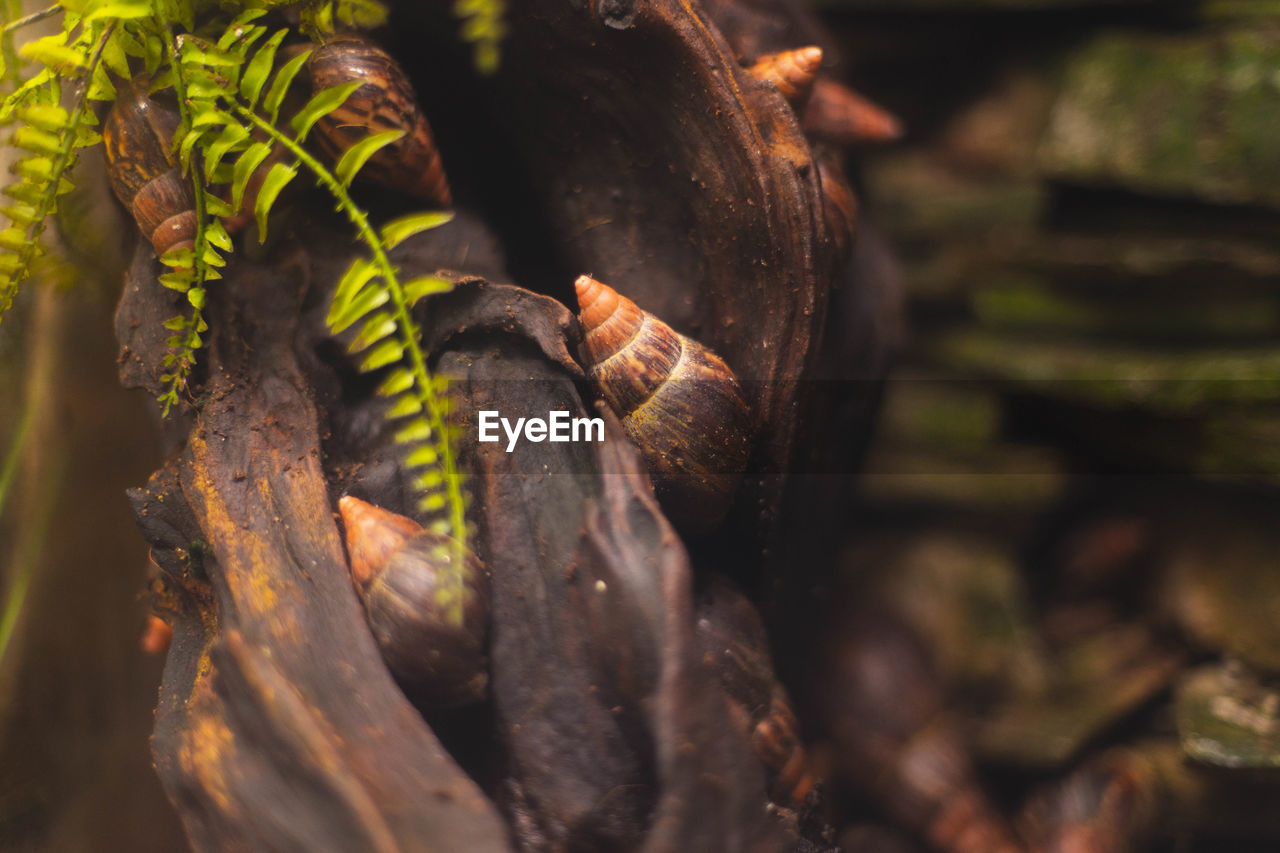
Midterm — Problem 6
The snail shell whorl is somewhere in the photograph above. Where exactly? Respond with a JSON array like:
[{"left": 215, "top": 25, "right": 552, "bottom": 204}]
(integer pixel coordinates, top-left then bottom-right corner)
[
  {"left": 103, "top": 80, "right": 196, "bottom": 256},
  {"left": 574, "top": 276, "right": 753, "bottom": 530},
  {"left": 803, "top": 78, "right": 904, "bottom": 145},
  {"left": 748, "top": 46, "right": 823, "bottom": 107},
  {"left": 338, "top": 496, "right": 488, "bottom": 708},
  {"left": 309, "top": 36, "right": 451, "bottom": 207}
]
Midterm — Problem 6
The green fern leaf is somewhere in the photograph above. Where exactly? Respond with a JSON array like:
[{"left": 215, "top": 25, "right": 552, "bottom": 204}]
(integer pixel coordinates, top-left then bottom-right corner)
[
  {"left": 83, "top": 3, "right": 153, "bottom": 22},
  {"left": 253, "top": 160, "right": 297, "bottom": 241},
  {"left": 335, "top": 0, "right": 390, "bottom": 29},
  {"left": 380, "top": 211, "right": 453, "bottom": 249},
  {"left": 290, "top": 80, "right": 360, "bottom": 143},
  {"left": 202, "top": 122, "right": 250, "bottom": 182},
  {"left": 403, "top": 275, "right": 454, "bottom": 306},
  {"left": 386, "top": 395, "right": 423, "bottom": 418},
  {"left": 262, "top": 48, "right": 310, "bottom": 125},
  {"left": 230, "top": 141, "right": 271, "bottom": 210},
  {"left": 376, "top": 367, "right": 415, "bottom": 397},
  {"left": 404, "top": 445, "right": 439, "bottom": 467},
  {"left": 347, "top": 311, "right": 396, "bottom": 353},
  {"left": 334, "top": 128, "right": 403, "bottom": 188},
  {"left": 395, "top": 418, "right": 432, "bottom": 445},
  {"left": 361, "top": 338, "right": 404, "bottom": 371},
  {"left": 11, "top": 126, "right": 62, "bottom": 155},
  {"left": 238, "top": 28, "right": 286, "bottom": 109},
  {"left": 18, "top": 104, "right": 68, "bottom": 132}
]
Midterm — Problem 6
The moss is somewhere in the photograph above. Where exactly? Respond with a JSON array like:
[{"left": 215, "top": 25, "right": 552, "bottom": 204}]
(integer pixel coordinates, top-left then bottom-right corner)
[
  {"left": 1040, "top": 29, "right": 1280, "bottom": 208},
  {"left": 934, "top": 329, "right": 1280, "bottom": 411}
]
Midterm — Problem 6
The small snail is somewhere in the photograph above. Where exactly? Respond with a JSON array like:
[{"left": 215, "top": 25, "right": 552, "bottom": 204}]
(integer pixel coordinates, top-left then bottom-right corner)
[
  {"left": 103, "top": 77, "right": 196, "bottom": 257},
  {"left": 816, "top": 608, "right": 1024, "bottom": 853},
  {"left": 1020, "top": 747, "right": 1162, "bottom": 853},
  {"left": 574, "top": 275, "right": 754, "bottom": 530},
  {"left": 803, "top": 78, "right": 903, "bottom": 145},
  {"left": 338, "top": 495, "right": 488, "bottom": 708},
  {"left": 141, "top": 613, "right": 173, "bottom": 656},
  {"left": 308, "top": 35, "right": 451, "bottom": 206},
  {"left": 747, "top": 46, "right": 823, "bottom": 108},
  {"left": 697, "top": 578, "right": 822, "bottom": 813}
]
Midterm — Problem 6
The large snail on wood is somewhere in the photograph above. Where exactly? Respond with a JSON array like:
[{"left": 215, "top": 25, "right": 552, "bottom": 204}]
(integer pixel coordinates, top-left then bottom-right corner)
[
  {"left": 574, "top": 275, "right": 754, "bottom": 530},
  {"left": 102, "top": 77, "right": 196, "bottom": 258},
  {"left": 308, "top": 35, "right": 451, "bottom": 206},
  {"left": 339, "top": 495, "right": 488, "bottom": 708}
]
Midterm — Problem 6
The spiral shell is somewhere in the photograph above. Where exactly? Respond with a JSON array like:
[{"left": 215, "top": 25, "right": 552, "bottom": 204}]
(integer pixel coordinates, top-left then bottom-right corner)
[
  {"left": 574, "top": 275, "right": 753, "bottom": 530},
  {"left": 339, "top": 495, "right": 488, "bottom": 708},
  {"left": 818, "top": 609, "right": 1025, "bottom": 853},
  {"left": 748, "top": 46, "right": 823, "bottom": 107},
  {"left": 103, "top": 78, "right": 196, "bottom": 257},
  {"left": 308, "top": 36, "right": 451, "bottom": 206},
  {"left": 803, "top": 78, "right": 903, "bottom": 145},
  {"left": 697, "top": 578, "right": 820, "bottom": 811}
]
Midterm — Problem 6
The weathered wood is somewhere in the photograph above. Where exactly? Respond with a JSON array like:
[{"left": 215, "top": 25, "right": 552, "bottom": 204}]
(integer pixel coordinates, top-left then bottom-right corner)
[{"left": 129, "top": 249, "right": 512, "bottom": 852}]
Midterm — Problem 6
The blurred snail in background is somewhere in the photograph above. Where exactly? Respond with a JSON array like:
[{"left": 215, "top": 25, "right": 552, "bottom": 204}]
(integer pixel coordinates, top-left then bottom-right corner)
[
  {"left": 814, "top": 607, "right": 1025, "bottom": 853},
  {"left": 697, "top": 578, "right": 823, "bottom": 814},
  {"left": 574, "top": 275, "right": 754, "bottom": 530},
  {"left": 141, "top": 613, "right": 173, "bottom": 656},
  {"left": 1019, "top": 746, "right": 1162, "bottom": 853},
  {"left": 803, "top": 77, "right": 903, "bottom": 146},
  {"left": 339, "top": 496, "right": 488, "bottom": 708},
  {"left": 308, "top": 35, "right": 451, "bottom": 207},
  {"left": 102, "top": 77, "right": 196, "bottom": 258}
]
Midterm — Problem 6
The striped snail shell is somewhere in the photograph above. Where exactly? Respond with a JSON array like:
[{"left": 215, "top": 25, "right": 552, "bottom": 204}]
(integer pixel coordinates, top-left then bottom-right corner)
[
  {"left": 102, "top": 77, "right": 197, "bottom": 257},
  {"left": 818, "top": 608, "right": 1025, "bottom": 853},
  {"left": 574, "top": 275, "right": 754, "bottom": 531},
  {"left": 803, "top": 78, "right": 904, "bottom": 145},
  {"left": 747, "top": 46, "right": 823, "bottom": 108},
  {"left": 697, "top": 578, "right": 821, "bottom": 811},
  {"left": 339, "top": 495, "right": 488, "bottom": 708},
  {"left": 308, "top": 35, "right": 451, "bottom": 207}
]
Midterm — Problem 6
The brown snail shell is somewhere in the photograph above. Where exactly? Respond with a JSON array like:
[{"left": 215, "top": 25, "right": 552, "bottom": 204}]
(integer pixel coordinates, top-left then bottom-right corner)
[
  {"left": 817, "top": 608, "right": 1025, "bottom": 853},
  {"left": 1019, "top": 746, "right": 1162, "bottom": 853},
  {"left": 574, "top": 275, "right": 753, "bottom": 530},
  {"left": 338, "top": 495, "right": 487, "bottom": 708},
  {"left": 102, "top": 77, "right": 197, "bottom": 257},
  {"left": 803, "top": 78, "right": 904, "bottom": 145},
  {"left": 308, "top": 35, "right": 451, "bottom": 206},
  {"left": 748, "top": 46, "right": 823, "bottom": 107},
  {"left": 697, "top": 578, "right": 821, "bottom": 812},
  {"left": 141, "top": 613, "right": 173, "bottom": 656}
]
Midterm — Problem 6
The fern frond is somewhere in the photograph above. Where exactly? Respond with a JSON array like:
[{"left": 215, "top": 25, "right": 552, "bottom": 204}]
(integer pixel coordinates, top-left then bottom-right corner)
[
  {"left": 453, "top": 0, "right": 505, "bottom": 75},
  {"left": 299, "top": 0, "right": 388, "bottom": 40},
  {"left": 0, "top": 19, "right": 112, "bottom": 326}
]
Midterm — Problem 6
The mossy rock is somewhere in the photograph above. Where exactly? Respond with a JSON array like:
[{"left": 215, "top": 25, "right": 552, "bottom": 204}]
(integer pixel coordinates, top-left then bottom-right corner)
[{"left": 1040, "top": 29, "right": 1280, "bottom": 208}]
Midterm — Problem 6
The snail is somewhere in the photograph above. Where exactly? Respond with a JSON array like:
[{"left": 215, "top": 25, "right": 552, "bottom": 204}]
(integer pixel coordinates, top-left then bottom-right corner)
[
  {"left": 815, "top": 607, "right": 1025, "bottom": 853},
  {"left": 803, "top": 77, "right": 903, "bottom": 145},
  {"left": 1019, "top": 746, "right": 1163, "bottom": 853},
  {"left": 308, "top": 35, "right": 451, "bottom": 207},
  {"left": 574, "top": 275, "right": 754, "bottom": 530},
  {"left": 338, "top": 495, "right": 488, "bottom": 708},
  {"left": 697, "top": 578, "right": 822, "bottom": 813},
  {"left": 102, "top": 77, "right": 196, "bottom": 257},
  {"left": 747, "top": 46, "right": 823, "bottom": 108},
  {"left": 141, "top": 613, "right": 173, "bottom": 656}
]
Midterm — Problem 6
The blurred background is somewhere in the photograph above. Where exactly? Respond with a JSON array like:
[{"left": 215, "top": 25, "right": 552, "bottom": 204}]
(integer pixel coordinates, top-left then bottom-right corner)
[{"left": 2, "top": 0, "right": 1280, "bottom": 850}]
